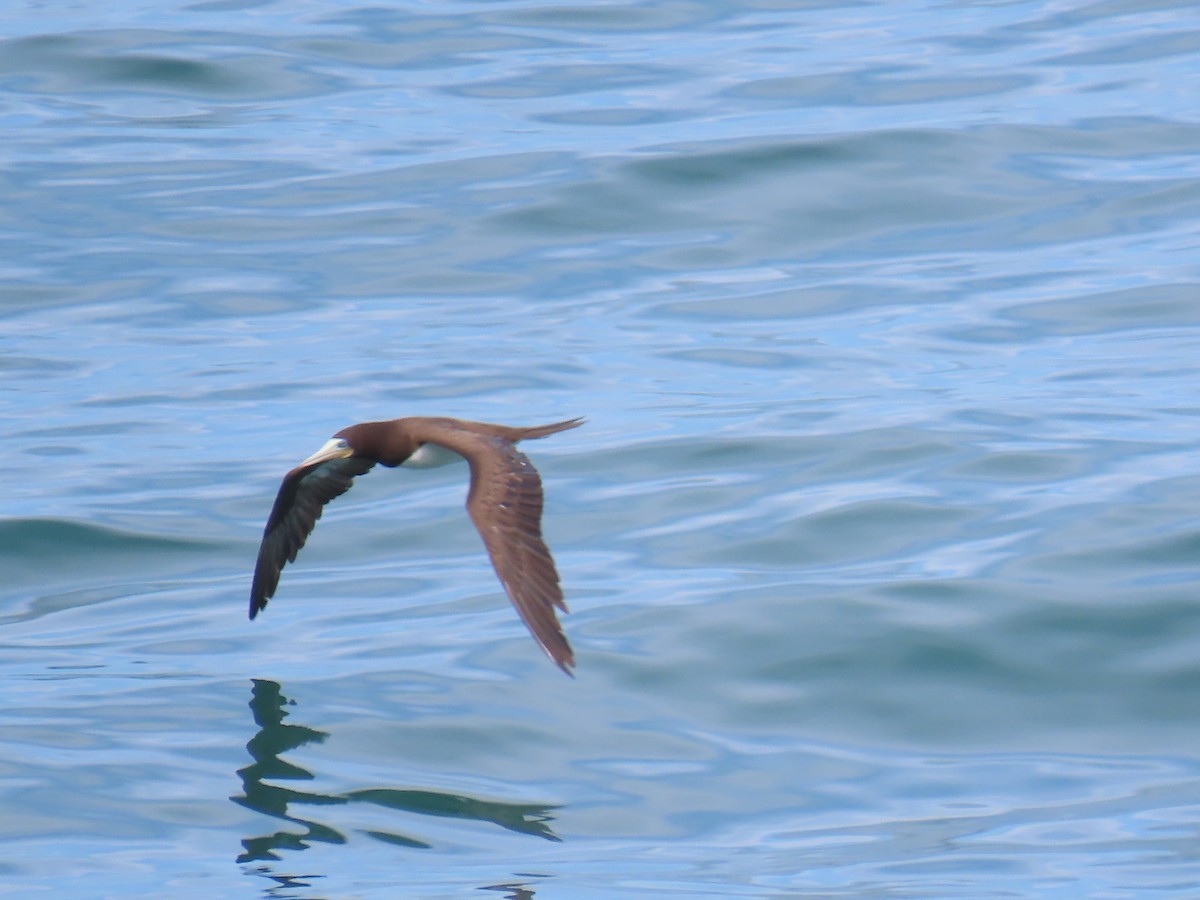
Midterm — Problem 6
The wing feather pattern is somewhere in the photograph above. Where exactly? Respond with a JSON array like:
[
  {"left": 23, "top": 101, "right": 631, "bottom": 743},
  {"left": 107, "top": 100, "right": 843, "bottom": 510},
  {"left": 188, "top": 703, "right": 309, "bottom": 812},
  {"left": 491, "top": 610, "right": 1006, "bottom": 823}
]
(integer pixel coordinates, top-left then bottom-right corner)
[
  {"left": 250, "top": 456, "right": 375, "bottom": 619},
  {"left": 468, "top": 434, "right": 571, "bottom": 672},
  {"left": 450, "top": 432, "right": 575, "bottom": 673}
]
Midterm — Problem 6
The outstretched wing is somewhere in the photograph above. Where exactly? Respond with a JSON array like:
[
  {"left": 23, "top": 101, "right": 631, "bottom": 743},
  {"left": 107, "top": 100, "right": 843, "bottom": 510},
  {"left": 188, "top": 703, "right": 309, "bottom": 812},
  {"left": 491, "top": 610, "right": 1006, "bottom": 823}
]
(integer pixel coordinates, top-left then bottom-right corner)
[
  {"left": 250, "top": 456, "right": 376, "bottom": 619},
  {"left": 457, "top": 433, "right": 574, "bottom": 674}
]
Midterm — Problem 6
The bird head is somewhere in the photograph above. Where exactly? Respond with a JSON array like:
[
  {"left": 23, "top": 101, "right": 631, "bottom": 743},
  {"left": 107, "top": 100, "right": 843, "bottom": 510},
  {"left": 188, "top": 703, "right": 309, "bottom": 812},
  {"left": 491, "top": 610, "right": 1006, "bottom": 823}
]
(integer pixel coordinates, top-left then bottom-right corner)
[{"left": 298, "top": 436, "right": 354, "bottom": 469}]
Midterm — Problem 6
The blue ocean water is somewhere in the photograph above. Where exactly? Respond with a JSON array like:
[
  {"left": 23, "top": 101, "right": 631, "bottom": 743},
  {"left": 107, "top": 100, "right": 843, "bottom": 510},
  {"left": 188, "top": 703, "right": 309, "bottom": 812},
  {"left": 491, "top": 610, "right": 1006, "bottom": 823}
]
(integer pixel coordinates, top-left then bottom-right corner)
[{"left": 2, "top": 0, "right": 1200, "bottom": 897}]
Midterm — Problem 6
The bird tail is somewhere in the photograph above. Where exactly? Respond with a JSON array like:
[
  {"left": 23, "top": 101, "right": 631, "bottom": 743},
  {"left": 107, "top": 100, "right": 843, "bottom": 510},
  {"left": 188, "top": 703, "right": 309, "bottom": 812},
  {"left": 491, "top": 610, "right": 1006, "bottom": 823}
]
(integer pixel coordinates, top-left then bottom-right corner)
[{"left": 514, "top": 416, "right": 586, "bottom": 441}]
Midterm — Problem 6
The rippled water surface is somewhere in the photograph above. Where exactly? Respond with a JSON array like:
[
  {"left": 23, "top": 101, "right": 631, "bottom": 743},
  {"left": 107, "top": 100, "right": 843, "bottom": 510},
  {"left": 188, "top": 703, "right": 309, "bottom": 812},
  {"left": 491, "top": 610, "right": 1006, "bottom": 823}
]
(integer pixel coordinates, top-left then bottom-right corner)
[{"left": 3, "top": 0, "right": 1200, "bottom": 897}]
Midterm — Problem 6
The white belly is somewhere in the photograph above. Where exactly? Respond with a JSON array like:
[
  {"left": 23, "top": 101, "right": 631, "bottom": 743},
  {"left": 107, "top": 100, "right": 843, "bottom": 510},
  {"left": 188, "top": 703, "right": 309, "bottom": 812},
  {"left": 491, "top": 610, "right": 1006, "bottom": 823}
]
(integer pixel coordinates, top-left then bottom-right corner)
[{"left": 403, "top": 442, "right": 464, "bottom": 469}]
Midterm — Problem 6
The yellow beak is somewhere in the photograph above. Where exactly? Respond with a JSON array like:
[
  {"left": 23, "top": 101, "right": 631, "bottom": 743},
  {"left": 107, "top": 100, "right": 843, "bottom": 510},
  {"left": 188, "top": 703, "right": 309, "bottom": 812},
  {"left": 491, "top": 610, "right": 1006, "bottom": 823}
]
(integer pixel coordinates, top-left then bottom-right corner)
[{"left": 298, "top": 438, "right": 354, "bottom": 468}]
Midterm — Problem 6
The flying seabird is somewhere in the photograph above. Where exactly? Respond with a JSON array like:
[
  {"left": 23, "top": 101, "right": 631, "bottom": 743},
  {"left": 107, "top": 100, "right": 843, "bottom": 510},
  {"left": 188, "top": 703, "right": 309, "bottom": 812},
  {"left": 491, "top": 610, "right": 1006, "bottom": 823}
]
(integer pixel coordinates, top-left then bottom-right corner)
[{"left": 250, "top": 416, "right": 584, "bottom": 674}]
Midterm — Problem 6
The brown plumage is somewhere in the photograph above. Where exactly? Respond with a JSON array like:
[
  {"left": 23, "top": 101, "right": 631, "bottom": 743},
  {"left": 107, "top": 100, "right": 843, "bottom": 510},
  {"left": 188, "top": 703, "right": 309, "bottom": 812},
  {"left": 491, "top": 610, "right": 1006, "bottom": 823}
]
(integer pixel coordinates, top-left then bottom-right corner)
[{"left": 250, "top": 416, "right": 584, "bottom": 674}]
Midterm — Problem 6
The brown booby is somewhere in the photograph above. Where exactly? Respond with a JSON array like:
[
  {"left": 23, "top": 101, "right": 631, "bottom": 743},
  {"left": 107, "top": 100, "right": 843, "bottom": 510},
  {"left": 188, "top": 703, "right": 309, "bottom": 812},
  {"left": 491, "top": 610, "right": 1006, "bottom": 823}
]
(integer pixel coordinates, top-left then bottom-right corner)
[{"left": 250, "top": 416, "right": 584, "bottom": 674}]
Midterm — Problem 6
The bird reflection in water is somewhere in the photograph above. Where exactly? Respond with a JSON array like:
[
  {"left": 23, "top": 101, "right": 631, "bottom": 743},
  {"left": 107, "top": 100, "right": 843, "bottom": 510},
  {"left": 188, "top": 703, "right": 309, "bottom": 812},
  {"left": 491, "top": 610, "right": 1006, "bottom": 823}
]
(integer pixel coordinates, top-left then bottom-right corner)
[
  {"left": 232, "top": 679, "right": 561, "bottom": 886},
  {"left": 480, "top": 881, "right": 542, "bottom": 900}
]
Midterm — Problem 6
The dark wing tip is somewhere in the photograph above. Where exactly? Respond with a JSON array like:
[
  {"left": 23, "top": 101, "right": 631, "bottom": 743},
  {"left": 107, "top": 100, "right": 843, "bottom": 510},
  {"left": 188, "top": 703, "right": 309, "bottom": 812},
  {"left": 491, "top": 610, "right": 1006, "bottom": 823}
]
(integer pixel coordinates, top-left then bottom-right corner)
[
  {"left": 248, "top": 455, "right": 374, "bottom": 621},
  {"left": 555, "top": 649, "right": 577, "bottom": 678},
  {"left": 249, "top": 515, "right": 287, "bottom": 621},
  {"left": 536, "top": 610, "right": 576, "bottom": 676},
  {"left": 248, "top": 558, "right": 277, "bottom": 619}
]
